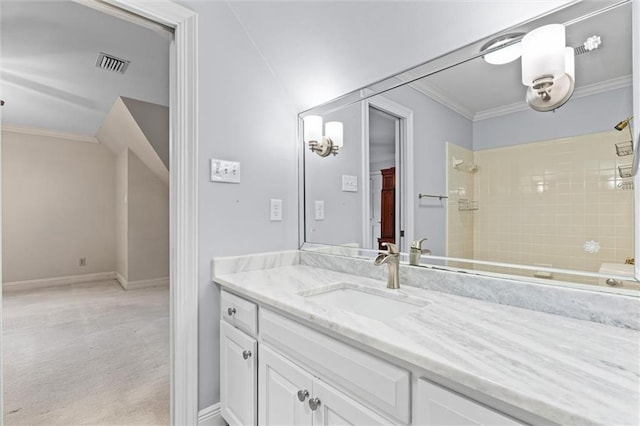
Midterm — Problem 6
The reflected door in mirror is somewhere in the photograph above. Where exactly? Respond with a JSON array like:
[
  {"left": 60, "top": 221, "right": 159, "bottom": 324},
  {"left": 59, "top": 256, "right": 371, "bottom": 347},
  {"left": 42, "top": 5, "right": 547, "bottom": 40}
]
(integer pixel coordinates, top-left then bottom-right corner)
[{"left": 378, "top": 167, "right": 396, "bottom": 250}]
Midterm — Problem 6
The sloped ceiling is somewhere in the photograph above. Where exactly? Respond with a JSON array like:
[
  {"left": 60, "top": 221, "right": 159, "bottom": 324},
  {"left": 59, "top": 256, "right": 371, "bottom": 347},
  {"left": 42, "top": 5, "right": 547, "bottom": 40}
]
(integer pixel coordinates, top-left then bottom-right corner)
[
  {"left": 96, "top": 97, "right": 169, "bottom": 185},
  {"left": 0, "top": 1, "right": 169, "bottom": 137},
  {"left": 121, "top": 97, "right": 169, "bottom": 169}
]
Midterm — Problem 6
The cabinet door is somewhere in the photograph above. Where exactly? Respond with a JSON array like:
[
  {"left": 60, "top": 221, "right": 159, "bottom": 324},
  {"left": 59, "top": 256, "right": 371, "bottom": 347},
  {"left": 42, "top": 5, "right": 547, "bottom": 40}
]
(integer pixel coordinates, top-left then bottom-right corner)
[
  {"left": 312, "top": 378, "right": 390, "bottom": 426},
  {"left": 415, "top": 379, "right": 524, "bottom": 425},
  {"left": 259, "top": 345, "right": 314, "bottom": 426},
  {"left": 220, "top": 321, "right": 257, "bottom": 426}
]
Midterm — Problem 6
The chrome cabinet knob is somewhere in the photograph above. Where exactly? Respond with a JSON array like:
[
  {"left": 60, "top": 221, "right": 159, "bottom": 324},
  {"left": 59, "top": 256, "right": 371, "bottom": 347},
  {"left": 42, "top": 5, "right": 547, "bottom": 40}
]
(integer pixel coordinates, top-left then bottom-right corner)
[
  {"left": 227, "top": 307, "right": 236, "bottom": 316},
  {"left": 242, "top": 350, "right": 252, "bottom": 360},
  {"left": 308, "top": 397, "right": 321, "bottom": 411},
  {"left": 297, "top": 389, "right": 309, "bottom": 402},
  {"left": 606, "top": 278, "right": 622, "bottom": 286}
]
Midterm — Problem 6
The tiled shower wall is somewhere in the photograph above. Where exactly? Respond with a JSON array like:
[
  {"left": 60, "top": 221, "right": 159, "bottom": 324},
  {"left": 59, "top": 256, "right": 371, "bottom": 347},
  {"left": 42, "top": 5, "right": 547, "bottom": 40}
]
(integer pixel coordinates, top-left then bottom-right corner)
[
  {"left": 446, "top": 130, "right": 634, "bottom": 284},
  {"left": 445, "top": 142, "right": 475, "bottom": 268}
]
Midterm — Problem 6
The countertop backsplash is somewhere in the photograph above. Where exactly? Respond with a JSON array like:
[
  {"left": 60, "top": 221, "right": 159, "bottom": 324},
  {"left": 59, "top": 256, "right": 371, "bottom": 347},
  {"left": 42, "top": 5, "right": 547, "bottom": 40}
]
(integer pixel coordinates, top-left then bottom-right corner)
[{"left": 211, "top": 250, "right": 639, "bottom": 330}]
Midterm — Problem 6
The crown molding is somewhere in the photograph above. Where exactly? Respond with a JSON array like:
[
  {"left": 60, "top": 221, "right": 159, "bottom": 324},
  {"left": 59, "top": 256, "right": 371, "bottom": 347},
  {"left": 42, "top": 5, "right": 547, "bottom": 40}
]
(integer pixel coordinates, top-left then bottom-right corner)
[
  {"left": 408, "top": 81, "right": 475, "bottom": 120},
  {"left": 1, "top": 124, "right": 99, "bottom": 143},
  {"left": 571, "top": 74, "right": 632, "bottom": 100},
  {"left": 407, "top": 74, "right": 632, "bottom": 123},
  {"left": 473, "top": 74, "right": 632, "bottom": 121}
]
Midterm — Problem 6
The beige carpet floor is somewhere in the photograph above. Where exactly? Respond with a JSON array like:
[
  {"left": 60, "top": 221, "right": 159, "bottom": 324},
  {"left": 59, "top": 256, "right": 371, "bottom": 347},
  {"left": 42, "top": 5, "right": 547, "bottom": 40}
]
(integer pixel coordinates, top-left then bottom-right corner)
[{"left": 3, "top": 279, "right": 169, "bottom": 425}]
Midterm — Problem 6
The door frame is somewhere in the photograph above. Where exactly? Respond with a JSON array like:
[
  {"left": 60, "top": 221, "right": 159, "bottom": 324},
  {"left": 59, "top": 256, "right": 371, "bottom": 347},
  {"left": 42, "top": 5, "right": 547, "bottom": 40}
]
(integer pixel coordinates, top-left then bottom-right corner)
[
  {"left": 361, "top": 97, "right": 414, "bottom": 252},
  {"left": 106, "top": 2, "right": 199, "bottom": 424}
]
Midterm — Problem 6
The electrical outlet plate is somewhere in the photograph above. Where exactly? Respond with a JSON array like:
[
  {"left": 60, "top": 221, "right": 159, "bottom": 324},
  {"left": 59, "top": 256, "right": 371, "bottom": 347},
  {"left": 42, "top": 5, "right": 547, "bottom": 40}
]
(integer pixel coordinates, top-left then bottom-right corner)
[
  {"left": 211, "top": 158, "right": 241, "bottom": 183},
  {"left": 342, "top": 175, "right": 358, "bottom": 192},
  {"left": 270, "top": 199, "right": 282, "bottom": 221},
  {"left": 315, "top": 200, "right": 325, "bottom": 220}
]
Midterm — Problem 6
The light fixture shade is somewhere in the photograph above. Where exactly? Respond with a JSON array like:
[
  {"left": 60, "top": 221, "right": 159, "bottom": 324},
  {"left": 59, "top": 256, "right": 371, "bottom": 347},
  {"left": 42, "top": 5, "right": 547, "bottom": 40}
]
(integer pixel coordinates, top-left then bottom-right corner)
[
  {"left": 325, "top": 121, "right": 343, "bottom": 148},
  {"left": 481, "top": 33, "right": 525, "bottom": 65},
  {"left": 521, "top": 24, "right": 566, "bottom": 86},
  {"left": 484, "top": 42, "right": 522, "bottom": 65},
  {"left": 303, "top": 115, "right": 323, "bottom": 143},
  {"left": 564, "top": 46, "right": 575, "bottom": 81}
]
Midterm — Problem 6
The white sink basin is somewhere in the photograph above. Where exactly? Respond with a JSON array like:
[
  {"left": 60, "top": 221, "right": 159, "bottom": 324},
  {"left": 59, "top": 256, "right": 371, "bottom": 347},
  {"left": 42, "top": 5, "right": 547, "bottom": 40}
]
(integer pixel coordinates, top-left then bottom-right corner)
[{"left": 301, "top": 283, "right": 428, "bottom": 322}]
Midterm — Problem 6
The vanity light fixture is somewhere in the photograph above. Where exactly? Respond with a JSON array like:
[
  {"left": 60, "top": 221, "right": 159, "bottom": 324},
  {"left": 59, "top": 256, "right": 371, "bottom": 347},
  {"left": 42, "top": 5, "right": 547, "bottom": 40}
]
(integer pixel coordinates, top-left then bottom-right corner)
[
  {"left": 521, "top": 24, "right": 575, "bottom": 112},
  {"left": 303, "top": 115, "right": 343, "bottom": 157},
  {"left": 480, "top": 33, "right": 525, "bottom": 65}
]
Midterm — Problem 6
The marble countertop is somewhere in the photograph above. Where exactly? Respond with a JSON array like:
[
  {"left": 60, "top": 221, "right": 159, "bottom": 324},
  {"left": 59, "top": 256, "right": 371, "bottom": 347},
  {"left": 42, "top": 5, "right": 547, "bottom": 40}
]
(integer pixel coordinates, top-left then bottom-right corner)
[{"left": 213, "top": 263, "right": 639, "bottom": 425}]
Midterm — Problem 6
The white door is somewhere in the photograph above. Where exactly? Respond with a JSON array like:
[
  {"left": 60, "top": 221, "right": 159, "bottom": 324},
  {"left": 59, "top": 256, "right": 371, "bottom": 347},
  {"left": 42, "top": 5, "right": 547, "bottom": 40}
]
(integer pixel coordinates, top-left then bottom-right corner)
[
  {"left": 414, "top": 379, "right": 523, "bottom": 425},
  {"left": 259, "top": 345, "right": 314, "bottom": 426},
  {"left": 220, "top": 321, "right": 258, "bottom": 426},
  {"left": 312, "top": 378, "right": 390, "bottom": 426}
]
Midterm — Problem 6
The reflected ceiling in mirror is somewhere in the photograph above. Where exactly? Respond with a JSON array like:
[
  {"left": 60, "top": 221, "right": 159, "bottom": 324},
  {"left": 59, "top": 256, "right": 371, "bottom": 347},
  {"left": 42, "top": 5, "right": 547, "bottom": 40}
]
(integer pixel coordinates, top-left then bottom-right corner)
[{"left": 299, "top": 0, "right": 638, "bottom": 293}]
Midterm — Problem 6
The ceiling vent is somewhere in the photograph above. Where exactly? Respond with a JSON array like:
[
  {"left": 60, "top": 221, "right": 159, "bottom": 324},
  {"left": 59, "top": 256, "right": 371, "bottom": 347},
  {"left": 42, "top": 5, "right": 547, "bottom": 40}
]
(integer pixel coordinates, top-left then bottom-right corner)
[{"left": 95, "top": 52, "right": 130, "bottom": 74}]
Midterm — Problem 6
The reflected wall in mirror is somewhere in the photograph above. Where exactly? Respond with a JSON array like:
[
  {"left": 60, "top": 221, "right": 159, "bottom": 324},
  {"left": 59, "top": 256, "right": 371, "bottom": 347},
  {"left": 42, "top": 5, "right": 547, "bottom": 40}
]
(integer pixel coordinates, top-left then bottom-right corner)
[{"left": 301, "top": 1, "right": 638, "bottom": 292}]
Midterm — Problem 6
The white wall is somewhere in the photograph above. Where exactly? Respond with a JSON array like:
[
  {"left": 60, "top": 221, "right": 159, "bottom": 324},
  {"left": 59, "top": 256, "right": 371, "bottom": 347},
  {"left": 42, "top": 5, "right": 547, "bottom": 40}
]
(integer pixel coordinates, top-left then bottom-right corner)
[
  {"left": 2, "top": 130, "right": 116, "bottom": 283},
  {"left": 115, "top": 149, "right": 128, "bottom": 281},
  {"left": 127, "top": 150, "right": 169, "bottom": 283},
  {"left": 305, "top": 103, "right": 363, "bottom": 246},
  {"left": 182, "top": 1, "right": 299, "bottom": 409}
]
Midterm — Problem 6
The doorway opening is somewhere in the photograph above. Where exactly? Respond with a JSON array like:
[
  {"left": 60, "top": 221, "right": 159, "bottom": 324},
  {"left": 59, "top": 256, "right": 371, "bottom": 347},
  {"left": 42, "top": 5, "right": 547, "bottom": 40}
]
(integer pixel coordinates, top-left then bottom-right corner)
[
  {"left": 362, "top": 97, "right": 414, "bottom": 253},
  {"left": 368, "top": 107, "right": 399, "bottom": 250},
  {"left": 0, "top": 1, "right": 198, "bottom": 424}
]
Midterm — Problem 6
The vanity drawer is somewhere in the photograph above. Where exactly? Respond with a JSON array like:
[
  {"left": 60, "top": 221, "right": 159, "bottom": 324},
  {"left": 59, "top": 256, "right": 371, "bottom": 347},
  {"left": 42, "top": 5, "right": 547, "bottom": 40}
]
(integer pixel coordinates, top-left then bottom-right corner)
[
  {"left": 260, "top": 308, "right": 410, "bottom": 424},
  {"left": 221, "top": 290, "right": 257, "bottom": 336}
]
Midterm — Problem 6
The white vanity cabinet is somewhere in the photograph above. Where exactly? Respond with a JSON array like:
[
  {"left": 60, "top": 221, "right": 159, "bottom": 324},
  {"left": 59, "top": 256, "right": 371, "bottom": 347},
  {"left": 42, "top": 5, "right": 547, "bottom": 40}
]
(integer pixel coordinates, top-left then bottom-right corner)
[
  {"left": 259, "top": 345, "right": 313, "bottom": 425},
  {"left": 220, "top": 291, "right": 259, "bottom": 426},
  {"left": 414, "top": 379, "right": 524, "bottom": 426},
  {"left": 220, "top": 289, "right": 527, "bottom": 426},
  {"left": 259, "top": 345, "right": 390, "bottom": 426}
]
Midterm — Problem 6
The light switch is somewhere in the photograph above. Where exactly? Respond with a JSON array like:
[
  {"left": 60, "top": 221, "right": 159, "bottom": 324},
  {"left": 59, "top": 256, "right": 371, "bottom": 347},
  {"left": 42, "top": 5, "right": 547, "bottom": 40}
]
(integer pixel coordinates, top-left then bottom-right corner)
[
  {"left": 342, "top": 175, "right": 358, "bottom": 192},
  {"left": 270, "top": 199, "right": 282, "bottom": 221},
  {"left": 315, "top": 200, "right": 325, "bottom": 220},
  {"left": 211, "top": 158, "right": 241, "bottom": 183}
]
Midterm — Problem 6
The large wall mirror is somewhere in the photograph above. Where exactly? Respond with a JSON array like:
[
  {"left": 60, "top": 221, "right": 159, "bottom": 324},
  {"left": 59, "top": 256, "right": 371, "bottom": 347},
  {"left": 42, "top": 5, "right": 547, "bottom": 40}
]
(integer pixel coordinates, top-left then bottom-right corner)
[{"left": 300, "top": 0, "right": 640, "bottom": 293}]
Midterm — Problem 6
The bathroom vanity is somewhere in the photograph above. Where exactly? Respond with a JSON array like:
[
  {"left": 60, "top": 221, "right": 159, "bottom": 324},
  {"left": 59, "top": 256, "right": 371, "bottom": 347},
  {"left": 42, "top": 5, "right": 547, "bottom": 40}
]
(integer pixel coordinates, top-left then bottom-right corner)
[{"left": 213, "top": 251, "right": 639, "bottom": 426}]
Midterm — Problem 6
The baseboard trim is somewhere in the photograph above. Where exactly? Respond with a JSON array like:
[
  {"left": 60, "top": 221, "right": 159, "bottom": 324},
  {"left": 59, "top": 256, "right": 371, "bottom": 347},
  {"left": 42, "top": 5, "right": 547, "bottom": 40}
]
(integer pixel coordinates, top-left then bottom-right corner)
[
  {"left": 121, "top": 276, "right": 170, "bottom": 290},
  {"left": 115, "top": 272, "right": 128, "bottom": 290},
  {"left": 3, "top": 272, "right": 117, "bottom": 292},
  {"left": 198, "top": 403, "right": 223, "bottom": 426}
]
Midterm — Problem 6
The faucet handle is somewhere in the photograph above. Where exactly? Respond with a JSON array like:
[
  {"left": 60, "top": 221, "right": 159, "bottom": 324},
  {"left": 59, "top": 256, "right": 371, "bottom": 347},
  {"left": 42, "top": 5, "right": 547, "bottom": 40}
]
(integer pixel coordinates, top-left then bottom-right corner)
[
  {"left": 381, "top": 242, "right": 399, "bottom": 254},
  {"left": 411, "top": 238, "right": 428, "bottom": 250}
]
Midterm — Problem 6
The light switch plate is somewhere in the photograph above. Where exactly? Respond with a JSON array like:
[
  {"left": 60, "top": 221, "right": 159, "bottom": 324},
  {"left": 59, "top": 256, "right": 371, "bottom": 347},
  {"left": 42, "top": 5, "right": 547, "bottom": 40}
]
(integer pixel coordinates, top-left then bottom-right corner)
[
  {"left": 270, "top": 199, "right": 282, "bottom": 221},
  {"left": 342, "top": 175, "right": 358, "bottom": 192},
  {"left": 315, "top": 200, "right": 325, "bottom": 220},
  {"left": 211, "top": 158, "right": 241, "bottom": 183}
]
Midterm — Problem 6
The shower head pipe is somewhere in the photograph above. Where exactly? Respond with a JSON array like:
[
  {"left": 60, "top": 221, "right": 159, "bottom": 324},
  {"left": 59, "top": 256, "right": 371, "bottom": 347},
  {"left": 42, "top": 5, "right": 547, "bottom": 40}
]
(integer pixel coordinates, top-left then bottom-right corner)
[{"left": 614, "top": 115, "right": 633, "bottom": 131}]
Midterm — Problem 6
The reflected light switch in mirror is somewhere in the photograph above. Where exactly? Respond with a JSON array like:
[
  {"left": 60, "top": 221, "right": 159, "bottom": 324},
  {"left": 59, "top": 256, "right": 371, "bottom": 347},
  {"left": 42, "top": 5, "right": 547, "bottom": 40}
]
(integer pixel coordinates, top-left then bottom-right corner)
[
  {"left": 315, "top": 201, "right": 325, "bottom": 220},
  {"left": 342, "top": 175, "right": 358, "bottom": 192}
]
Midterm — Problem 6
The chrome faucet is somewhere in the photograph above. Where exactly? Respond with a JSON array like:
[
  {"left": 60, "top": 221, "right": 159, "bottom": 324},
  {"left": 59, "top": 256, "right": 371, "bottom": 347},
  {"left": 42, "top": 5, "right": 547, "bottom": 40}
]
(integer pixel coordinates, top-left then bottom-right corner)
[
  {"left": 409, "top": 238, "right": 431, "bottom": 266},
  {"left": 374, "top": 242, "right": 400, "bottom": 289}
]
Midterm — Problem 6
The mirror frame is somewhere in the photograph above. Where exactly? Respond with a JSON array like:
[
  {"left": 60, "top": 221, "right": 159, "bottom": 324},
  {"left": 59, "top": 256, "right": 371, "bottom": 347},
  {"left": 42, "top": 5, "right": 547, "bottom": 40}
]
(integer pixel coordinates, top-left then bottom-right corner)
[{"left": 298, "top": 0, "right": 640, "bottom": 292}]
